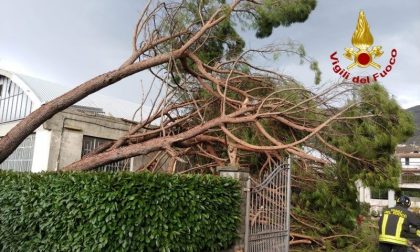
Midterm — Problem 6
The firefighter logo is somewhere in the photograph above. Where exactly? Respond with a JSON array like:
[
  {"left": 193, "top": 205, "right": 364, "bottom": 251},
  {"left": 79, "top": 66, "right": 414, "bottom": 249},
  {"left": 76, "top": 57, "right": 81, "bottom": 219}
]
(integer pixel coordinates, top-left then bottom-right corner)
[
  {"left": 343, "top": 11, "right": 383, "bottom": 70},
  {"left": 329, "top": 10, "right": 397, "bottom": 84}
]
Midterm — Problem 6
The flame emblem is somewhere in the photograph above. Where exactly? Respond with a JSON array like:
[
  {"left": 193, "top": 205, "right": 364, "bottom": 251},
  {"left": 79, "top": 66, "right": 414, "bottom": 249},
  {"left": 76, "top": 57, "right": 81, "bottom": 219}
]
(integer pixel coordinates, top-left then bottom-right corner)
[{"left": 344, "top": 11, "right": 383, "bottom": 69}]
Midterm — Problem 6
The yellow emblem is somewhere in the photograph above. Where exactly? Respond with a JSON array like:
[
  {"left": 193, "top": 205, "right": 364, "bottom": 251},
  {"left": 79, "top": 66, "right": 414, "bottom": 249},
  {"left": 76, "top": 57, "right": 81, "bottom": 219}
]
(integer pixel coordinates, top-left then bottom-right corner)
[{"left": 344, "top": 11, "right": 383, "bottom": 70}]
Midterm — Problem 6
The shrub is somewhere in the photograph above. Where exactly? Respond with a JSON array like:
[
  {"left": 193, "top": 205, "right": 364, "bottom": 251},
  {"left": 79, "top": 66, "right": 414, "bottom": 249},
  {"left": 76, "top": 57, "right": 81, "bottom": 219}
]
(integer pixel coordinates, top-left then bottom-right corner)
[{"left": 0, "top": 171, "right": 241, "bottom": 251}]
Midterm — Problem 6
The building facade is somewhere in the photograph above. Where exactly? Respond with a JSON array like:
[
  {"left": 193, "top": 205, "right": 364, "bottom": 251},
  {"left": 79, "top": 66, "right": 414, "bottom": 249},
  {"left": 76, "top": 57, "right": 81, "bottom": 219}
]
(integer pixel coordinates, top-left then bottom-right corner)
[
  {"left": 0, "top": 69, "right": 148, "bottom": 172},
  {"left": 357, "top": 144, "right": 420, "bottom": 212}
]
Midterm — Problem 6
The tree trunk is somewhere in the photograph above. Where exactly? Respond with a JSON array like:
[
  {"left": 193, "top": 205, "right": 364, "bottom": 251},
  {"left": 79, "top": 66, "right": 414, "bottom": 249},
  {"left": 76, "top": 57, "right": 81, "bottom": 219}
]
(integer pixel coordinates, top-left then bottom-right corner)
[{"left": 0, "top": 51, "right": 183, "bottom": 163}]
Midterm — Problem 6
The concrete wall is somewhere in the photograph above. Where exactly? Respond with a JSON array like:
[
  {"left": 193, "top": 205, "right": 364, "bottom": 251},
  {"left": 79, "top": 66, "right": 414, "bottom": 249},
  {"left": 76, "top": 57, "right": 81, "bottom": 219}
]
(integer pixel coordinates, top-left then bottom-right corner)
[
  {"left": 58, "top": 128, "right": 83, "bottom": 168},
  {"left": 43, "top": 108, "right": 134, "bottom": 171}
]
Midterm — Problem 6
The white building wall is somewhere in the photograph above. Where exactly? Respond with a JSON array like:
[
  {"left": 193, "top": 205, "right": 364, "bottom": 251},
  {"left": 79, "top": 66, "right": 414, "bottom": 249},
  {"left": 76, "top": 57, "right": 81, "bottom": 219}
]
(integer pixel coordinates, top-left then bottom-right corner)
[
  {"left": 410, "top": 197, "right": 420, "bottom": 208},
  {"left": 31, "top": 127, "right": 51, "bottom": 172},
  {"left": 388, "top": 190, "right": 396, "bottom": 208},
  {"left": 401, "top": 157, "right": 420, "bottom": 169}
]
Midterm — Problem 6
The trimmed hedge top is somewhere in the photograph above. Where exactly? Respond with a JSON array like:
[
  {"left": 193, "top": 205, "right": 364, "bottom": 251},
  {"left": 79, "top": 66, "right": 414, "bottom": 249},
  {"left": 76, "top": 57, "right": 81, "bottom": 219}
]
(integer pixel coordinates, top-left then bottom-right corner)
[{"left": 0, "top": 171, "right": 241, "bottom": 251}]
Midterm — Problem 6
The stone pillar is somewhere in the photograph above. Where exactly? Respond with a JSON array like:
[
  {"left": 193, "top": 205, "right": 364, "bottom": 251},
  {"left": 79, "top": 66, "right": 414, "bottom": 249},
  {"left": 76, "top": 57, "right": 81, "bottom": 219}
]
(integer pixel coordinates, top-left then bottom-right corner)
[
  {"left": 218, "top": 166, "right": 249, "bottom": 252},
  {"left": 388, "top": 190, "right": 396, "bottom": 208}
]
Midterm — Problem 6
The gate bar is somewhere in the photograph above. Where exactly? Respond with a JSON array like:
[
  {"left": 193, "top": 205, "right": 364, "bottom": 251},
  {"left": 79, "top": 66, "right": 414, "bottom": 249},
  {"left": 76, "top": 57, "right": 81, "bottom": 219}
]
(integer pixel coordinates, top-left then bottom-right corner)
[
  {"left": 285, "top": 156, "right": 292, "bottom": 252},
  {"left": 244, "top": 177, "right": 251, "bottom": 252}
]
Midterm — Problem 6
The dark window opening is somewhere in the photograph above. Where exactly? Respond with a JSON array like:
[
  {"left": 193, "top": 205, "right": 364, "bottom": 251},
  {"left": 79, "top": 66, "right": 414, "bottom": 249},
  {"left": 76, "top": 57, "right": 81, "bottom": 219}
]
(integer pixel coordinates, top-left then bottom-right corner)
[
  {"left": 371, "top": 188, "right": 389, "bottom": 200},
  {"left": 82, "top": 136, "right": 130, "bottom": 172}
]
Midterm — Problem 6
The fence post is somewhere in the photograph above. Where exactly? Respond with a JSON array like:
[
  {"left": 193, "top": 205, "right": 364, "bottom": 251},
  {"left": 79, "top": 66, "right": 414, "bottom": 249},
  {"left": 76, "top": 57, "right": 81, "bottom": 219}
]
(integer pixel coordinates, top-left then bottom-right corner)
[{"left": 218, "top": 166, "right": 250, "bottom": 252}]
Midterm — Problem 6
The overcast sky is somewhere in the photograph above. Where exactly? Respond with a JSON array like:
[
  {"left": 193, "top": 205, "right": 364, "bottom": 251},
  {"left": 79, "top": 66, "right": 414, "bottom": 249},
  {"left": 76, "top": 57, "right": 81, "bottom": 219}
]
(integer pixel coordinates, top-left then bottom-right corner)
[{"left": 0, "top": 0, "right": 419, "bottom": 108}]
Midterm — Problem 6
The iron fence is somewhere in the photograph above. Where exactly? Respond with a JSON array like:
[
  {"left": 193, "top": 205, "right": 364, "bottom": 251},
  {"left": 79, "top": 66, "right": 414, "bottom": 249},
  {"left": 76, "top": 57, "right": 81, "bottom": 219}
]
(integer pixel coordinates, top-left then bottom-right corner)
[{"left": 245, "top": 158, "right": 291, "bottom": 252}]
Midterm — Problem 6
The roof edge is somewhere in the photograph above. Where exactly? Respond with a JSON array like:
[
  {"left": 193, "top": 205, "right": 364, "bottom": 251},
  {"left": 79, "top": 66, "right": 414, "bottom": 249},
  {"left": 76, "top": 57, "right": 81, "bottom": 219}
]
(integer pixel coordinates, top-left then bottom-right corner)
[{"left": 0, "top": 69, "right": 42, "bottom": 109}]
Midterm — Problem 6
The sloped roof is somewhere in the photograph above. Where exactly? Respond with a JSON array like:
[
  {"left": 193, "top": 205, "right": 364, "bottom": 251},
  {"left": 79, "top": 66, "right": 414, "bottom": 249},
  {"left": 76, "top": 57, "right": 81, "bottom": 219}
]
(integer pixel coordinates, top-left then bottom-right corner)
[
  {"left": 398, "top": 153, "right": 420, "bottom": 158},
  {"left": 396, "top": 144, "right": 420, "bottom": 154},
  {"left": 11, "top": 71, "right": 144, "bottom": 121},
  {"left": 16, "top": 73, "right": 69, "bottom": 103}
]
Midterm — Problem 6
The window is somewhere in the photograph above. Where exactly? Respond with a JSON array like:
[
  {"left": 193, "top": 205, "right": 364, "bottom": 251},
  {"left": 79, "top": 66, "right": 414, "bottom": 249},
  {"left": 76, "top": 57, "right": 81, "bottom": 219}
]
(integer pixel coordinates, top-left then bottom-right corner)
[
  {"left": 405, "top": 158, "right": 410, "bottom": 166},
  {"left": 401, "top": 173, "right": 420, "bottom": 184},
  {"left": 0, "top": 75, "right": 33, "bottom": 123},
  {"left": 82, "top": 136, "right": 130, "bottom": 172},
  {"left": 0, "top": 134, "right": 35, "bottom": 172},
  {"left": 370, "top": 188, "right": 389, "bottom": 200}
]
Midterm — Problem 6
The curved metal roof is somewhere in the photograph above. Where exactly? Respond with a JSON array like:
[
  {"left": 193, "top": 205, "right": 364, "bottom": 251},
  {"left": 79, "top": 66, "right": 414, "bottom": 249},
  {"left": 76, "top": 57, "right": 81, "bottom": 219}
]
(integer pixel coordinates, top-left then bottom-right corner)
[{"left": 1, "top": 69, "right": 144, "bottom": 121}]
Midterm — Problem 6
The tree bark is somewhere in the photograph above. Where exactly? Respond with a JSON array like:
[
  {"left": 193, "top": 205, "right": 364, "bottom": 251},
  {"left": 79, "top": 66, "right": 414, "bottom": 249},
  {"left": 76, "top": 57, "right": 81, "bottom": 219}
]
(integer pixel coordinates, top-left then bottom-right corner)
[
  {"left": 0, "top": 0, "right": 235, "bottom": 163},
  {"left": 63, "top": 108, "right": 255, "bottom": 171}
]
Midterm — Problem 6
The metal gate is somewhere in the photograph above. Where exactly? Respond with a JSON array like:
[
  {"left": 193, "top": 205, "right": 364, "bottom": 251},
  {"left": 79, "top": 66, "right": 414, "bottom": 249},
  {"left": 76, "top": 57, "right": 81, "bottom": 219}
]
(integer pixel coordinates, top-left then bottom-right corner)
[{"left": 245, "top": 159, "right": 291, "bottom": 252}]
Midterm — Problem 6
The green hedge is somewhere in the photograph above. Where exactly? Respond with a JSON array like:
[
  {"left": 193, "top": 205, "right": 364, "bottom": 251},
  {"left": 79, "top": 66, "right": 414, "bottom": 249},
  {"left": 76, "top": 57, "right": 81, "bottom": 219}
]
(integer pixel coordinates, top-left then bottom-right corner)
[{"left": 0, "top": 171, "right": 241, "bottom": 251}]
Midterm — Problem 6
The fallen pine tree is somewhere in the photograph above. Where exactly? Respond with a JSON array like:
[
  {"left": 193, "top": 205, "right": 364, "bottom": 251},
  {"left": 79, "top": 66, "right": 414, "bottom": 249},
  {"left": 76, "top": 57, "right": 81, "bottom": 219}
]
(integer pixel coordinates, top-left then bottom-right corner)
[{"left": 0, "top": 0, "right": 414, "bottom": 249}]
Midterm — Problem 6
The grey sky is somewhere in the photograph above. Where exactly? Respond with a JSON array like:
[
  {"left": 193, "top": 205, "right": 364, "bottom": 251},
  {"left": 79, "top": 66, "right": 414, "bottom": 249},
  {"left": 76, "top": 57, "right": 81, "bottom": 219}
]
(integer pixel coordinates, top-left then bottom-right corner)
[{"left": 0, "top": 0, "right": 419, "bottom": 108}]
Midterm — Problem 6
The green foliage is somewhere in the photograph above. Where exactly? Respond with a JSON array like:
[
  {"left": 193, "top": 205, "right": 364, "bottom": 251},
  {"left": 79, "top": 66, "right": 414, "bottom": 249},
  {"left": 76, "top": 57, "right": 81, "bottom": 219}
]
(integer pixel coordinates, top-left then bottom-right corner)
[
  {"left": 170, "top": 1, "right": 245, "bottom": 64},
  {"left": 254, "top": 0, "right": 316, "bottom": 38},
  {"left": 309, "top": 61, "right": 321, "bottom": 84},
  {"left": 292, "top": 219, "right": 380, "bottom": 252},
  {"left": 167, "top": 0, "right": 317, "bottom": 64},
  {"left": 0, "top": 171, "right": 241, "bottom": 252},
  {"left": 359, "top": 202, "right": 371, "bottom": 217},
  {"left": 293, "top": 166, "right": 360, "bottom": 232},
  {"left": 328, "top": 84, "right": 414, "bottom": 188},
  {"left": 291, "top": 84, "right": 414, "bottom": 249},
  {"left": 196, "top": 18, "right": 245, "bottom": 63},
  {"left": 337, "top": 219, "right": 379, "bottom": 252}
]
